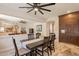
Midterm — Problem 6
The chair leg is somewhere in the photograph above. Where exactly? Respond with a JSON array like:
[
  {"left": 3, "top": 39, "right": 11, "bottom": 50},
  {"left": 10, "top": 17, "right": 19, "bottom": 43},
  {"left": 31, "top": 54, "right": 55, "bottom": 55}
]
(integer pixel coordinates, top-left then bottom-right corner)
[
  {"left": 36, "top": 50, "right": 42, "bottom": 56},
  {"left": 25, "top": 52, "right": 30, "bottom": 56},
  {"left": 50, "top": 49, "right": 52, "bottom": 55},
  {"left": 52, "top": 42, "right": 55, "bottom": 52},
  {"left": 42, "top": 50, "right": 44, "bottom": 56},
  {"left": 15, "top": 53, "right": 16, "bottom": 56},
  {"left": 15, "top": 52, "right": 19, "bottom": 56},
  {"left": 49, "top": 42, "right": 52, "bottom": 55},
  {"left": 42, "top": 51, "right": 44, "bottom": 56},
  {"left": 30, "top": 51, "right": 33, "bottom": 56},
  {"left": 34, "top": 49, "right": 37, "bottom": 56},
  {"left": 47, "top": 48, "right": 49, "bottom": 56}
]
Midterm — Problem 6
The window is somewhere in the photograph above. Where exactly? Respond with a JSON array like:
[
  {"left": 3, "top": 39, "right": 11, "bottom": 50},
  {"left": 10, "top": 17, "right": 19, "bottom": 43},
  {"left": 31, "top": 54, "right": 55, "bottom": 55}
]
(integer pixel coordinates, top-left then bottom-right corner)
[{"left": 0, "top": 27, "right": 4, "bottom": 32}]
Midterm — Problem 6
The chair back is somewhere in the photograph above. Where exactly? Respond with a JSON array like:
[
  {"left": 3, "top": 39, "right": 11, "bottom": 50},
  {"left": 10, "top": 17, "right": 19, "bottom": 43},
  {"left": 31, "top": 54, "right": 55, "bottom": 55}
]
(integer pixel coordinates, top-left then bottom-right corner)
[
  {"left": 43, "top": 36, "right": 50, "bottom": 48},
  {"left": 28, "top": 33, "right": 34, "bottom": 40},
  {"left": 44, "top": 36, "right": 49, "bottom": 43},
  {"left": 36, "top": 33, "right": 41, "bottom": 39},
  {"left": 50, "top": 33, "right": 56, "bottom": 41},
  {"left": 12, "top": 37, "right": 19, "bottom": 56}
]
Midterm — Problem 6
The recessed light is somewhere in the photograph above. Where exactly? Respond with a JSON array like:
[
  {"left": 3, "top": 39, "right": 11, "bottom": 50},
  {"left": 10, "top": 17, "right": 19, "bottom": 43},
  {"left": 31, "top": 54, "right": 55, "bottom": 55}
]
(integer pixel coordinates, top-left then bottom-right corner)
[
  {"left": 68, "top": 14, "right": 72, "bottom": 17},
  {"left": 67, "top": 11, "right": 71, "bottom": 13}
]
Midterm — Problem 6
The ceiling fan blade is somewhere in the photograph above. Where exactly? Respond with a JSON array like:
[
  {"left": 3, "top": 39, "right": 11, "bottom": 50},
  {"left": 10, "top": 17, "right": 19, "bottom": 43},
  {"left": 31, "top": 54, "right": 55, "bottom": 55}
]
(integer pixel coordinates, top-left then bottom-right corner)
[
  {"left": 39, "top": 3, "right": 55, "bottom": 7},
  {"left": 38, "top": 3, "right": 41, "bottom": 6},
  {"left": 40, "top": 8, "right": 51, "bottom": 12},
  {"left": 19, "top": 7, "right": 32, "bottom": 8},
  {"left": 38, "top": 10, "right": 44, "bottom": 15},
  {"left": 27, "top": 8, "right": 34, "bottom": 13},
  {"left": 27, "top": 3, "right": 33, "bottom": 7},
  {"left": 35, "top": 11, "right": 37, "bottom": 15}
]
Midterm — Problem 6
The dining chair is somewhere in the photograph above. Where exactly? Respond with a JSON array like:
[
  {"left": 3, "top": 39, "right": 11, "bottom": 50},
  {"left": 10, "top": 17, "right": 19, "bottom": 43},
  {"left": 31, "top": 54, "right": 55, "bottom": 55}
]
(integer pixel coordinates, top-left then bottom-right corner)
[
  {"left": 28, "top": 33, "right": 34, "bottom": 40},
  {"left": 36, "top": 33, "right": 41, "bottom": 39},
  {"left": 12, "top": 37, "right": 30, "bottom": 56},
  {"left": 49, "top": 33, "right": 56, "bottom": 55},
  {"left": 36, "top": 36, "right": 50, "bottom": 56}
]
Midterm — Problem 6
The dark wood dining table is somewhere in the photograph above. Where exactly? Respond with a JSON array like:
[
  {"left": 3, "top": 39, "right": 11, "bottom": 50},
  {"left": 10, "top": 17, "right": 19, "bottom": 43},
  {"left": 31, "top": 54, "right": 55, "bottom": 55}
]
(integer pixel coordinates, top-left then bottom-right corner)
[
  {"left": 22, "top": 38, "right": 44, "bottom": 49},
  {"left": 22, "top": 38, "right": 44, "bottom": 55}
]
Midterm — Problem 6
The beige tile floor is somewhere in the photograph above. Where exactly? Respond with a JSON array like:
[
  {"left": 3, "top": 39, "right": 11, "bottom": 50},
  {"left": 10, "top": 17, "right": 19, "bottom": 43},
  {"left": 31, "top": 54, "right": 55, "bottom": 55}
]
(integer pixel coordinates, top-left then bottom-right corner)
[
  {"left": 37, "top": 41, "right": 79, "bottom": 56},
  {"left": 51, "top": 42, "right": 79, "bottom": 56}
]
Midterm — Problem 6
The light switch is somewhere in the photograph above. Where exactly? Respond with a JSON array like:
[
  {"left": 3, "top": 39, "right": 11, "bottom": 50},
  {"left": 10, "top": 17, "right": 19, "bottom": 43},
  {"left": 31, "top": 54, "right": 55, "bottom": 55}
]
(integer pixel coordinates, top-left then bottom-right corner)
[{"left": 61, "top": 29, "right": 65, "bottom": 34}]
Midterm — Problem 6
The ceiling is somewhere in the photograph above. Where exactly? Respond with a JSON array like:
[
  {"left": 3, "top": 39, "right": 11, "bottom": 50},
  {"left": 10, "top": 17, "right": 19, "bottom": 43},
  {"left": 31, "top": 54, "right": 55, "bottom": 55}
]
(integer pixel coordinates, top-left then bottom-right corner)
[{"left": 0, "top": 3, "right": 79, "bottom": 22}]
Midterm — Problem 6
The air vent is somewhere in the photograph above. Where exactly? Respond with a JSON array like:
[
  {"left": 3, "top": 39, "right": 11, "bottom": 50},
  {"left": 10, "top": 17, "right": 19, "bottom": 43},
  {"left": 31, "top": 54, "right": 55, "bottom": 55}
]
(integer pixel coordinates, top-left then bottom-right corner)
[{"left": 19, "top": 20, "right": 27, "bottom": 24}]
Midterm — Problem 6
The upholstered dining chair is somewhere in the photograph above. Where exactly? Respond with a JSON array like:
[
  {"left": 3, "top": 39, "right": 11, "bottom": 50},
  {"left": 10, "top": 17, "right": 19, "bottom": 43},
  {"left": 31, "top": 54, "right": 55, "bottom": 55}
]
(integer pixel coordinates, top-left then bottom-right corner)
[
  {"left": 12, "top": 37, "right": 30, "bottom": 56},
  {"left": 36, "top": 36, "right": 50, "bottom": 56}
]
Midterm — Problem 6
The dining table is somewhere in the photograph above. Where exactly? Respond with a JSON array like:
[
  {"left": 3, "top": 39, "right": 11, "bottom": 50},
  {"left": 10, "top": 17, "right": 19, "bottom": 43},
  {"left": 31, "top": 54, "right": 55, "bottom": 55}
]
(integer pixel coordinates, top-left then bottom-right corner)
[
  {"left": 22, "top": 38, "right": 44, "bottom": 49},
  {"left": 22, "top": 38, "right": 45, "bottom": 55},
  {"left": 21, "top": 36, "right": 55, "bottom": 56}
]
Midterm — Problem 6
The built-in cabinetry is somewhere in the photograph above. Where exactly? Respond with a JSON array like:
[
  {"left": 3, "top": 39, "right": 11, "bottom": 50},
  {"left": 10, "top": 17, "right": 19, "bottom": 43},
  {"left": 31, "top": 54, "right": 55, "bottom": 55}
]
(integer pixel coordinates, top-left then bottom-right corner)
[{"left": 59, "top": 11, "right": 79, "bottom": 46}]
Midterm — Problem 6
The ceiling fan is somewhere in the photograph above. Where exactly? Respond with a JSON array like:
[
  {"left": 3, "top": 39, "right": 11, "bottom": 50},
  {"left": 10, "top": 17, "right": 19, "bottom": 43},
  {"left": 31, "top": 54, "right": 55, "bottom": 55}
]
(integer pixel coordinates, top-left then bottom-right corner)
[{"left": 19, "top": 3, "right": 55, "bottom": 15}]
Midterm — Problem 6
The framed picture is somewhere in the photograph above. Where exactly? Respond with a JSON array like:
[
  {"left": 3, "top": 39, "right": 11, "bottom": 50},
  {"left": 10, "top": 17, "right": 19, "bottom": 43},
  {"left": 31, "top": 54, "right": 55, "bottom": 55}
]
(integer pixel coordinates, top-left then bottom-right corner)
[
  {"left": 21, "top": 27, "right": 27, "bottom": 33},
  {"left": 36, "top": 25, "right": 42, "bottom": 32}
]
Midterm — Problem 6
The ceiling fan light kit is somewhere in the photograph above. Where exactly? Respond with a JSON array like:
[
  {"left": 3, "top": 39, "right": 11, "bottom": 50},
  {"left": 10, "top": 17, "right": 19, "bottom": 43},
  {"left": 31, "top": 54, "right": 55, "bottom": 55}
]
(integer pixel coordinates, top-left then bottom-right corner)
[
  {"left": 34, "top": 8, "right": 38, "bottom": 11},
  {"left": 19, "top": 3, "right": 55, "bottom": 15}
]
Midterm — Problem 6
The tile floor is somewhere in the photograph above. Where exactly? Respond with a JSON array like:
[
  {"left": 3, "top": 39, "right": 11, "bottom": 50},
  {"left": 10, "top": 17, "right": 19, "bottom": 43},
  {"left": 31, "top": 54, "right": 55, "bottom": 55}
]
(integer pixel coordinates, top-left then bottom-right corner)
[{"left": 51, "top": 42, "right": 79, "bottom": 56}]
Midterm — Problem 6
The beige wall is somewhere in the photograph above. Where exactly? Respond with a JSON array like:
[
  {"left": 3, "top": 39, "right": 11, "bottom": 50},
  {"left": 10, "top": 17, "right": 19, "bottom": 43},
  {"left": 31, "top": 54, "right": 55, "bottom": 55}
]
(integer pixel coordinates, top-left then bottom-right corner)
[
  {"left": 54, "top": 16, "right": 59, "bottom": 42},
  {"left": 34, "top": 22, "right": 47, "bottom": 36},
  {"left": 19, "top": 21, "right": 46, "bottom": 36},
  {"left": 47, "top": 16, "right": 59, "bottom": 42},
  {"left": 0, "top": 19, "right": 47, "bottom": 35}
]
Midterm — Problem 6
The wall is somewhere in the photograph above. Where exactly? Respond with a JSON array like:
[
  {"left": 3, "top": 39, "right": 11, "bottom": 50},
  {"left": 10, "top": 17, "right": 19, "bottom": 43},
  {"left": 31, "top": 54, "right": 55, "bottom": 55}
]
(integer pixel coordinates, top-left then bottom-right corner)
[
  {"left": 54, "top": 17, "right": 59, "bottom": 42},
  {"left": 34, "top": 22, "right": 47, "bottom": 36},
  {"left": 0, "top": 19, "right": 47, "bottom": 35},
  {"left": 19, "top": 21, "right": 47, "bottom": 36},
  {"left": 24, "top": 21, "right": 47, "bottom": 37},
  {"left": 47, "top": 16, "right": 59, "bottom": 42}
]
